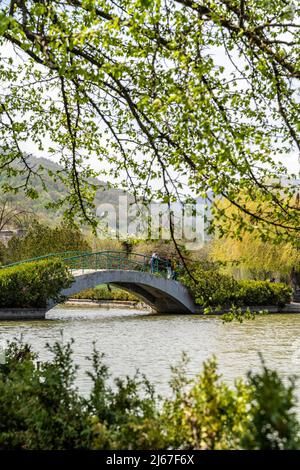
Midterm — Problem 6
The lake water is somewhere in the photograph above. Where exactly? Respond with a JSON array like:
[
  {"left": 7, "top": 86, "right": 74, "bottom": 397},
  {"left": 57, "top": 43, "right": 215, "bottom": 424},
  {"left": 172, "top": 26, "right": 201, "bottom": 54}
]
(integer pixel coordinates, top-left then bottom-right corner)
[{"left": 1, "top": 307, "right": 300, "bottom": 412}]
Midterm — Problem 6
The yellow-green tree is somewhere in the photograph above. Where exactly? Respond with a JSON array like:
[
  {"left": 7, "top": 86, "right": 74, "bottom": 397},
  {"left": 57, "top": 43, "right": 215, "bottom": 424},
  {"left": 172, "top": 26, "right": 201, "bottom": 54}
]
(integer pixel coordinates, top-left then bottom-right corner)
[
  {"left": 3, "top": 221, "right": 91, "bottom": 264},
  {"left": 212, "top": 234, "right": 299, "bottom": 280},
  {"left": 211, "top": 197, "right": 300, "bottom": 281}
]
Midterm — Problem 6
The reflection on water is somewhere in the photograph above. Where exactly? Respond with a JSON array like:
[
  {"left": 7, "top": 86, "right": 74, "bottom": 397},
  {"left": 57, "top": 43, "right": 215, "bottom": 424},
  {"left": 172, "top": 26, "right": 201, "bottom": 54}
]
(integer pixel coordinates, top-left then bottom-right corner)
[{"left": 0, "top": 308, "right": 300, "bottom": 412}]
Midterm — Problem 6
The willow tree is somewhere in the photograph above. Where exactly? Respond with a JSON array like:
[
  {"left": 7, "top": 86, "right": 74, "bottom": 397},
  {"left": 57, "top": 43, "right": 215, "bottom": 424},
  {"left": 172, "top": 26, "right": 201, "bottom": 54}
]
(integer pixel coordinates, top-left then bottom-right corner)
[
  {"left": 0, "top": 0, "right": 300, "bottom": 240},
  {"left": 212, "top": 231, "right": 300, "bottom": 280},
  {"left": 211, "top": 192, "right": 300, "bottom": 280}
]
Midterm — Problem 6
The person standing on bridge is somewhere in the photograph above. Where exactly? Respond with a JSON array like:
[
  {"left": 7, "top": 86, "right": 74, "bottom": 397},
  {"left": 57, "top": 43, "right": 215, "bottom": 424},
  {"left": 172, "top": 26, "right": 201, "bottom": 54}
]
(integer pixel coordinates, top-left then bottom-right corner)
[
  {"left": 150, "top": 252, "right": 159, "bottom": 273},
  {"left": 171, "top": 259, "right": 178, "bottom": 280},
  {"left": 166, "top": 259, "right": 172, "bottom": 279}
]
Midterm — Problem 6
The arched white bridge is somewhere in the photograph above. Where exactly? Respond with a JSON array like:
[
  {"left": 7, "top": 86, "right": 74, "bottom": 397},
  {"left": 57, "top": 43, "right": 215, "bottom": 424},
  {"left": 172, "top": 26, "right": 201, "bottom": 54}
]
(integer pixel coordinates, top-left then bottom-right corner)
[
  {"left": 2, "top": 251, "right": 197, "bottom": 315},
  {"left": 52, "top": 269, "right": 196, "bottom": 314}
]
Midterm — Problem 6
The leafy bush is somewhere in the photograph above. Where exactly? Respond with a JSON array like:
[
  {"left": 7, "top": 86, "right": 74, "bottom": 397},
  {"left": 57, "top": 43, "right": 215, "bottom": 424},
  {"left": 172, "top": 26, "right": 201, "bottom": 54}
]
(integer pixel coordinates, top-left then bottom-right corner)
[
  {"left": 181, "top": 267, "right": 292, "bottom": 307},
  {"left": 242, "top": 357, "right": 300, "bottom": 450},
  {"left": 0, "top": 259, "right": 73, "bottom": 308},
  {"left": 237, "top": 280, "right": 292, "bottom": 307},
  {"left": 180, "top": 267, "right": 240, "bottom": 307},
  {"left": 72, "top": 285, "right": 138, "bottom": 302},
  {"left": 0, "top": 340, "right": 299, "bottom": 450},
  {"left": 0, "top": 341, "right": 92, "bottom": 450},
  {"left": 0, "top": 340, "right": 163, "bottom": 450},
  {"left": 162, "top": 355, "right": 251, "bottom": 449}
]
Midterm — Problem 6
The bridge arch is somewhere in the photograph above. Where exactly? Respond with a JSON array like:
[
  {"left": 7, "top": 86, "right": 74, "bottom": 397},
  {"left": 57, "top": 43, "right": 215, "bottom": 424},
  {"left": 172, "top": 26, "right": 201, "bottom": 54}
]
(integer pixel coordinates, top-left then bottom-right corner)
[{"left": 51, "top": 269, "right": 196, "bottom": 314}]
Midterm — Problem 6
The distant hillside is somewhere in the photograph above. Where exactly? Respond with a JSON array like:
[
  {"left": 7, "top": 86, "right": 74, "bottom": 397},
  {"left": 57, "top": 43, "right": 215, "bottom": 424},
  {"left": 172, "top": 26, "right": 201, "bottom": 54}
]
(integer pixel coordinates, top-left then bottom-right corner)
[{"left": 0, "top": 156, "right": 131, "bottom": 225}]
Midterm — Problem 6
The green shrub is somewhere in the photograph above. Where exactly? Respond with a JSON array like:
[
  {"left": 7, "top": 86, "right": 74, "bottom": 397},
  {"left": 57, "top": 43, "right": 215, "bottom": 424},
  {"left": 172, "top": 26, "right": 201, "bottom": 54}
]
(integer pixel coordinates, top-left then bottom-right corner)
[
  {"left": 0, "top": 340, "right": 299, "bottom": 450},
  {"left": 0, "top": 341, "right": 92, "bottom": 450},
  {"left": 72, "top": 285, "right": 138, "bottom": 302},
  {"left": 162, "top": 355, "right": 251, "bottom": 449},
  {"left": 237, "top": 280, "right": 292, "bottom": 307},
  {"left": 242, "top": 357, "right": 300, "bottom": 449},
  {"left": 0, "top": 259, "right": 73, "bottom": 308},
  {"left": 180, "top": 267, "right": 240, "bottom": 307},
  {"left": 181, "top": 267, "right": 292, "bottom": 307}
]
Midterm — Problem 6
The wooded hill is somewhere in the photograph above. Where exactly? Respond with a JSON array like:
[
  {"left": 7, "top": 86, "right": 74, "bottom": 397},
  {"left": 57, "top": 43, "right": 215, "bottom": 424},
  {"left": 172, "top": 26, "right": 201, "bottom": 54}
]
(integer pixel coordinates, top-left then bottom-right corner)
[{"left": 0, "top": 156, "right": 130, "bottom": 227}]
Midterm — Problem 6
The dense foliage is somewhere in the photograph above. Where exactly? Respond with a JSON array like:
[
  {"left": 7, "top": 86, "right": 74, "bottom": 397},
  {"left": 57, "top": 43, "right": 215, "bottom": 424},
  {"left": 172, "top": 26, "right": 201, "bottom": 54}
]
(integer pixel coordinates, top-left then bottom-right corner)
[
  {"left": 181, "top": 267, "right": 239, "bottom": 307},
  {"left": 0, "top": 340, "right": 299, "bottom": 450},
  {"left": 211, "top": 199, "right": 300, "bottom": 280},
  {"left": 0, "top": 1, "right": 300, "bottom": 238},
  {"left": 2, "top": 221, "right": 91, "bottom": 265},
  {"left": 242, "top": 357, "right": 300, "bottom": 450},
  {"left": 181, "top": 266, "right": 292, "bottom": 307},
  {"left": 238, "top": 280, "right": 292, "bottom": 308},
  {"left": 0, "top": 259, "right": 73, "bottom": 308},
  {"left": 72, "top": 285, "right": 138, "bottom": 302}
]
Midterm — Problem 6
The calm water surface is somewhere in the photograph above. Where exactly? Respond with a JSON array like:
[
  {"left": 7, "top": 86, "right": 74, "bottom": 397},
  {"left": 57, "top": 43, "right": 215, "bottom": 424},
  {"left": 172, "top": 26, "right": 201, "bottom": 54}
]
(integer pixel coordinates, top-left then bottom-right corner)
[{"left": 1, "top": 308, "right": 300, "bottom": 411}]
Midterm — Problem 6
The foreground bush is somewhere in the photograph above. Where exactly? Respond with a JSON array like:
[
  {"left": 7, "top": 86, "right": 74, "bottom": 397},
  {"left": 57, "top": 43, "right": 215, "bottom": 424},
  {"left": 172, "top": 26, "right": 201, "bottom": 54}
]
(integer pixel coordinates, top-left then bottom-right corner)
[
  {"left": 0, "top": 259, "right": 73, "bottom": 308},
  {"left": 0, "top": 340, "right": 299, "bottom": 450},
  {"left": 181, "top": 267, "right": 292, "bottom": 307}
]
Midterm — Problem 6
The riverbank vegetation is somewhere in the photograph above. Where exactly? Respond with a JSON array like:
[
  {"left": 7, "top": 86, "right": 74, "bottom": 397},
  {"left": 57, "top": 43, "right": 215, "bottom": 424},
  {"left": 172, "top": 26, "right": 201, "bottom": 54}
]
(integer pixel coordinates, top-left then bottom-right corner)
[
  {"left": 212, "top": 234, "right": 300, "bottom": 283},
  {"left": 72, "top": 285, "right": 138, "bottom": 302},
  {"left": 0, "top": 339, "right": 299, "bottom": 450},
  {"left": 0, "top": 230, "right": 293, "bottom": 309},
  {"left": 0, "top": 221, "right": 91, "bottom": 266},
  {"left": 180, "top": 266, "right": 292, "bottom": 308},
  {"left": 0, "top": 260, "right": 73, "bottom": 308},
  {"left": 210, "top": 197, "right": 300, "bottom": 284}
]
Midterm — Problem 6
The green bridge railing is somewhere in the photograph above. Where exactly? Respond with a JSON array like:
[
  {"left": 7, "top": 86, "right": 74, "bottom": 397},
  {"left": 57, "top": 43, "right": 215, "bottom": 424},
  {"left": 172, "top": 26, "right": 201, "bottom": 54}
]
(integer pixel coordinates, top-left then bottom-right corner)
[
  {"left": 0, "top": 251, "right": 87, "bottom": 269},
  {"left": 1, "top": 251, "right": 170, "bottom": 277}
]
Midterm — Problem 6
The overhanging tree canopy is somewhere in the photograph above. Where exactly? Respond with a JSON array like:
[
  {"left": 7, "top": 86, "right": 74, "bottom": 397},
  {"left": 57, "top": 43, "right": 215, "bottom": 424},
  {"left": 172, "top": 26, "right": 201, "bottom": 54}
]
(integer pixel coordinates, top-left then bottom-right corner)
[{"left": 0, "top": 0, "right": 300, "bottom": 239}]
